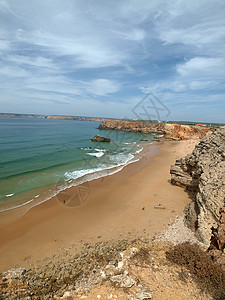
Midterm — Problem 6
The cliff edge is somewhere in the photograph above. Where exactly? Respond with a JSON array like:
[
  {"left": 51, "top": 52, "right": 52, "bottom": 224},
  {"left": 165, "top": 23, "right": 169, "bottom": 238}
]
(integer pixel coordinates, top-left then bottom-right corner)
[
  {"left": 98, "top": 120, "right": 212, "bottom": 140},
  {"left": 170, "top": 127, "right": 225, "bottom": 246}
]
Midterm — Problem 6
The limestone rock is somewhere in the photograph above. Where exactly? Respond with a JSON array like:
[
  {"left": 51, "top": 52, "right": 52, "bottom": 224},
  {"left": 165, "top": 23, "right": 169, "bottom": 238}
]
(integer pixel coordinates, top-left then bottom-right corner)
[
  {"left": 209, "top": 202, "right": 225, "bottom": 252},
  {"left": 3, "top": 268, "right": 26, "bottom": 279},
  {"left": 110, "top": 273, "right": 136, "bottom": 288},
  {"left": 154, "top": 204, "right": 165, "bottom": 209},
  {"left": 91, "top": 135, "right": 110, "bottom": 142},
  {"left": 136, "top": 285, "right": 153, "bottom": 299},
  {"left": 170, "top": 127, "right": 225, "bottom": 246},
  {"left": 98, "top": 120, "right": 212, "bottom": 140}
]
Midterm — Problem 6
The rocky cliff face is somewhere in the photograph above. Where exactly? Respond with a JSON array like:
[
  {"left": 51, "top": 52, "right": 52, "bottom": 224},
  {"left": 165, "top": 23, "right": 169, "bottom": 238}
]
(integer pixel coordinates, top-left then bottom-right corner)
[
  {"left": 170, "top": 127, "right": 225, "bottom": 246},
  {"left": 209, "top": 202, "right": 225, "bottom": 253},
  {"left": 98, "top": 120, "right": 212, "bottom": 140}
]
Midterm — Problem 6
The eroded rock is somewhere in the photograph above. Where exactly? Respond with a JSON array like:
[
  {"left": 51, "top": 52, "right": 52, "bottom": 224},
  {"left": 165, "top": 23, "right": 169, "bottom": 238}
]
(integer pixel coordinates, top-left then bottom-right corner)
[
  {"left": 170, "top": 127, "right": 225, "bottom": 246},
  {"left": 209, "top": 202, "right": 225, "bottom": 252},
  {"left": 98, "top": 120, "right": 212, "bottom": 140},
  {"left": 91, "top": 135, "right": 110, "bottom": 142}
]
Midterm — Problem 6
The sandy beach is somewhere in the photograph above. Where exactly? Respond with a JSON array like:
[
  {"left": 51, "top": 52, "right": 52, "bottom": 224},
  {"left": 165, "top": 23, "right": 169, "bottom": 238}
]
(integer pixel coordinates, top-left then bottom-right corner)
[{"left": 0, "top": 139, "right": 197, "bottom": 272}]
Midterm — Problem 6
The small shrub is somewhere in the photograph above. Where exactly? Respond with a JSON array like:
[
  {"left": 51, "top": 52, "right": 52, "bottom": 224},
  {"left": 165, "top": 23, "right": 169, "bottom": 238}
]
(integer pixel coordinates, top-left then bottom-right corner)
[{"left": 166, "top": 242, "right": 225, "bottom": 300}]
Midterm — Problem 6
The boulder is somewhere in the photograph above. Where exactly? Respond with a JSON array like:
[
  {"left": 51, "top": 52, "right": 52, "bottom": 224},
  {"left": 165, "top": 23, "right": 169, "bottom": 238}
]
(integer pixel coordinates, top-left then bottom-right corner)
[
  {"left": 91, "top": 135, "right": 110, "bottom": 142},
  {"left": 154, "top": 204, "right": 165, "bottom": 209}
]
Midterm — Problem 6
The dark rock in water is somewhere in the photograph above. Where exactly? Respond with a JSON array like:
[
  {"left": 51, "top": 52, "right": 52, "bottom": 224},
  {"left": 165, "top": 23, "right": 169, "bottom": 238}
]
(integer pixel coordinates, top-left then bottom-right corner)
[
  {"left": 141, "top": 138, "right": 148, "bottom": 141},
  {"left": 91, "top": 135, "right": 110, "bottom": 142}
]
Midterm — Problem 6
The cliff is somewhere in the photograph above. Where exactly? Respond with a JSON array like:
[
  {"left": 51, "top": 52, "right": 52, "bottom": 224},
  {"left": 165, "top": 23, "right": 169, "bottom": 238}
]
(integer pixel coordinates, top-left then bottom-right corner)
[
  {"left": 170, "top": 127, "right": 225, "bottom": 246},
  {"left": 0, "top": 113, "right": 107, "bottom": 122},
  {"left": 98, "top": 120, "right": 212, "bottom": 140}
]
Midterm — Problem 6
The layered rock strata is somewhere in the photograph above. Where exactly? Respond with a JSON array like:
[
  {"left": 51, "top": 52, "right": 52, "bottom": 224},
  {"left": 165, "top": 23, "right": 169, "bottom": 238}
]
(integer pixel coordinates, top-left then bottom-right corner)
[
  {"left": 209, "top": 202, "right": 225, "bottom": 252},
  {"left": 170, "top": 127, "right": 225, "bottom": 245},
  {"left": 98, "top": 120, "right": 212, "bottom": 140}
]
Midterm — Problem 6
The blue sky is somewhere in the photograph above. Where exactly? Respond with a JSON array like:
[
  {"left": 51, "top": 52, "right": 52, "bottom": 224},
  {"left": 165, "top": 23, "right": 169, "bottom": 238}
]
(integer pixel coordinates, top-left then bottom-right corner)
[{"left": 0, "top": 0, "right": 225, "bottom": 123}]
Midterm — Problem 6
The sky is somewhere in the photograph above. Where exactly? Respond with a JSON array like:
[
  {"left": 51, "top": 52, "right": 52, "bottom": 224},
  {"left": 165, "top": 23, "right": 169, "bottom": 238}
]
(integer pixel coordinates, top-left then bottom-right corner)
[{"left": 0, "top": 0, "right": 225, "bottom": 123}]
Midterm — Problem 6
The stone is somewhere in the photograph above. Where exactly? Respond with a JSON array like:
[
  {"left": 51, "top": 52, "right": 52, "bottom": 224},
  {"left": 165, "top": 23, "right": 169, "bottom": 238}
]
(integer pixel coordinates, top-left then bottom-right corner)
[
  {"left": 110, "top": 274, "right": 136, "bottom": 288},
  {"left": 154, "top": 204, "right": 165, "bottom": 209},
  {"left": 130, "top": 284, "right": 153, "bottom": 299},
  {"left": 91, "top": 135, "right": 110, "bottom": 142},
  {"left": 170, "top": 127, "right": 225, "bottom": 246},
  {"left": 3, "top": 268, "right": 26, "bottom": 279},
  {"left": 136, "top": 291, "right": 153, "bottom": 299}
]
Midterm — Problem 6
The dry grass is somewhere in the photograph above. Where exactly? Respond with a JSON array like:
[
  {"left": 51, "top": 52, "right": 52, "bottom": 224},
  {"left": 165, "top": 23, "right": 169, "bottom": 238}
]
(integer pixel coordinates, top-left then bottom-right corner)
[{"left": 166, "top": 242, "right": 225, "bottom": 300}]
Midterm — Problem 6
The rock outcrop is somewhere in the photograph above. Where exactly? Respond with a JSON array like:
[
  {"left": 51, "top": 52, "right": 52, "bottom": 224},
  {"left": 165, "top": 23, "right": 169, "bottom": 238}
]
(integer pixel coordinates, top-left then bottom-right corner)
[
  {"left": 91, "top": 135, "right": 110, "bottom": 142},
  {"left": 170, "top": 127, "right": 225, "bottom": 245},
  {"left": 98, "top": 120, "right": 212, "bottom": 140},
  {"left": 209, "top": 202, "right": 225, "bottom": 252}
]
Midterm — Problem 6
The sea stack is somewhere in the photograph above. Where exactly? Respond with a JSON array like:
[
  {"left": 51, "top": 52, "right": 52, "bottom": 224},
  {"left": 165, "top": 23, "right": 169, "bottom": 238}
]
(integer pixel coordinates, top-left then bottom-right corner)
[{"left": 91, "top": 134, "right": 110, "bottom": 142}]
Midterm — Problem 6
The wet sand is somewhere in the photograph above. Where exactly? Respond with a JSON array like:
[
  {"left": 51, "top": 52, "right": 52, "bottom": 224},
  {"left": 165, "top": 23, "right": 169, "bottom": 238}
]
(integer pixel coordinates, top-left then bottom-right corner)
[{"left": 0, "top": 140, "right": 197, "bottom": 272}]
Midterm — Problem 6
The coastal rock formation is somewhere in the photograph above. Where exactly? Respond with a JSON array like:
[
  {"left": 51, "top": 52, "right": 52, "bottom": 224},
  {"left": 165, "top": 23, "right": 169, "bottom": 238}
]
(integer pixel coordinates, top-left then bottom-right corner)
[
  {"left": 98, "top": 120, "right": 212, "bottom": 140},
  {"left": 0, "top": 113, "right": 108, "bottom": 122},
  {"left": 209, "top": 202, "right": 225, "bottom": 252},
  {"left": 170, "top": 127, "right": 225, "bottom": 245},
  {"left": 2, "top": 238, "right": 217, "bottom": 299},
  {"left": 91, "top": 135, "right": 110, "bottom": 142}
]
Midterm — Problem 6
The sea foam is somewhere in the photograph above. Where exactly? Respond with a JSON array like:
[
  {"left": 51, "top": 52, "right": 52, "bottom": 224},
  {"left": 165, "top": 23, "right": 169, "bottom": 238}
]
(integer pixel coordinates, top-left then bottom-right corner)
[{"left": 87, "top": 151, "right": 104, "bottom": 158}]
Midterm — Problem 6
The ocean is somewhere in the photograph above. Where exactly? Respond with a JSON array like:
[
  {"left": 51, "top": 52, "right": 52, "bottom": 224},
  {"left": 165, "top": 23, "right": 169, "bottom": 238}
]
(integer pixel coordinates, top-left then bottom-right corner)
[{"left": 0, "top": 117, "right": 154, "bottom": 213}]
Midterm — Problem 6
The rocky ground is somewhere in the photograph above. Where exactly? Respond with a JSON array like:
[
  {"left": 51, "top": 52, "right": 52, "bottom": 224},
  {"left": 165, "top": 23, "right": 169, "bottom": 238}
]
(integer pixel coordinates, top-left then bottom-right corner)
[{"left": 1, "top": 216, "right": 224, "bottom": 300}]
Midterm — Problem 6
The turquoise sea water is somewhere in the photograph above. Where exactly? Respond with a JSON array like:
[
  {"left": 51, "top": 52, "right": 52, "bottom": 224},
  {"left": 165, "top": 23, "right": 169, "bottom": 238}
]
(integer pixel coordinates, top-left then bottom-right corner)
[{"left": 0, "top": 117, "right": 154, "bottom": 213}]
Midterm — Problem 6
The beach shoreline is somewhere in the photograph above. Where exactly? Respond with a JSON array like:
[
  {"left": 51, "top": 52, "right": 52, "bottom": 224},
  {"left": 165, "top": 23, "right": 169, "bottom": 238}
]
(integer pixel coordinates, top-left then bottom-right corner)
[
  {"left": 0, "top": 141, "right": 152, "bottom": 226},
  {"left": 0, "top": 139, "right": 197, "bottom": 272}
]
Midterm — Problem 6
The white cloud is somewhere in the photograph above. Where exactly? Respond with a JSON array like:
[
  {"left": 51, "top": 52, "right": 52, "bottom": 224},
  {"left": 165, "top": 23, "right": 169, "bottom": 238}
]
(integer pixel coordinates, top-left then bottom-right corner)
[
  {"left": 0, "top": 63, "right": 30, "bottom": 78},
  {"left": 6, "top": 55, "right": 57, "bottom": 70},
  {"left": 188, "top": 81, "right": 216, "bottom": 90},
  {"left": 25, "top": 76, "right": 83, "bottom": 96},
  {"left": 20, "top": 30, "right": 125, "bottom": 68},
  {"left": 85, "top": 79, "right": 120, "bottom": 96},
  {"left": 114, "top": 28, "right": 146, "bottom": 41},
  {"left": 155, "top": 0, "right": 225, "bottom": 48},
  {"left": 176, "top": 57, "right": 225, "bottom": 77},
  {"left": 159, "top": 23, "right": 225, "bottom": 49}
]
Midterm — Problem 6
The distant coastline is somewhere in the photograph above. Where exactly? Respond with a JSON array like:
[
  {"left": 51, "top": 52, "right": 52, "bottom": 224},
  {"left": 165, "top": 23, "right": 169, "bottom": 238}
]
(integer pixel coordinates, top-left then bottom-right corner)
[
  {"left": 0, "top": 113, "right": 108, "bottom": 122},
  {"left": 0, "top": 113, "right": 224, "bottom": 127}
]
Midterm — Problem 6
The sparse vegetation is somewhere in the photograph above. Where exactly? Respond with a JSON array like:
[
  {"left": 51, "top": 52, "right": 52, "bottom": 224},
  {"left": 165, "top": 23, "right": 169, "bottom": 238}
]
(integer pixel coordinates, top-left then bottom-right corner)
[{"left": 166, "top": 242, "right": 225, "bottom": 300}]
